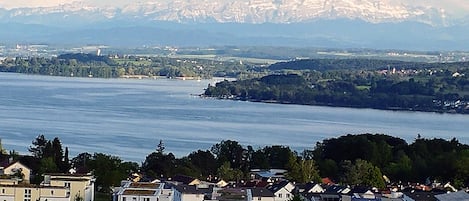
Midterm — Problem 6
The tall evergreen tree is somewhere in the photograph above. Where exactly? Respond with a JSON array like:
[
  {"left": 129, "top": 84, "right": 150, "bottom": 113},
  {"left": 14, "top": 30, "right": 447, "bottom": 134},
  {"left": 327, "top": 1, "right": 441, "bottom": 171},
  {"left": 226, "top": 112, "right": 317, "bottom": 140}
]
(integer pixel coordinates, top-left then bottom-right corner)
[
  {"left": 29, "top": 134, "right": 47, "bottom": 158},
  {"left": 157, "top": 140, "right": 165, "bottom": 154},
  {"left": 62, "top": 147, "right": 71, "bottom": 173},
  {"left": 52, "top": 137, "right": 64, "bottom": 164}
]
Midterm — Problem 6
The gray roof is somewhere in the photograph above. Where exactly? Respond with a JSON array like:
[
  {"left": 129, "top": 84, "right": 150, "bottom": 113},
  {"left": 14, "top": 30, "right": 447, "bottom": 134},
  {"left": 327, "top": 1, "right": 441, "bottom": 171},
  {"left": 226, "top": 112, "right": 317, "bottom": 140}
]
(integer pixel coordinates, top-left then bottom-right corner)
[
  {"left": 403, "top": 191, "right": 442, "bottom": 201},
  {"left": 173, "top": 184, "right": 212, "bottom": 194},
  {"left": 296, "top": 182, "right": 321, "bottom": 193},
  {"left": 250, "top": 188, "right": 275, "bottom": 197},
  {"left": 267, "top": 181, "right": 290, "bottom": 193},
  {"left": 324, "top": 185, "right": 349, "bottom": 194},
  {"left": 434, "top": 191, "right": 469, "bottom": 201}
]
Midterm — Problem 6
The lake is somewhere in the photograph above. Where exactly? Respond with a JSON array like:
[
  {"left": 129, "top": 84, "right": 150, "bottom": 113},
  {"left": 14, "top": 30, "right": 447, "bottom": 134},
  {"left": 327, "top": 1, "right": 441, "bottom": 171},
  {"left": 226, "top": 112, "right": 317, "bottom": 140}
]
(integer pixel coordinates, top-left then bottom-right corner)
[{"left": 0, "top": 73, "right": 468, "bottom": 162}]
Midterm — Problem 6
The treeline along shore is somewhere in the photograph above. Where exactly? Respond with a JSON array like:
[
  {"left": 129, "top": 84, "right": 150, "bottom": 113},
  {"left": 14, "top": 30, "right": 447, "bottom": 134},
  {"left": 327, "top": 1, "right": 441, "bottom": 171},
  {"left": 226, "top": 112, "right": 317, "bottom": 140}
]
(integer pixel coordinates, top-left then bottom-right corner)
[{"left": 204, "top": 63, "right": 469, "bottom": 114}]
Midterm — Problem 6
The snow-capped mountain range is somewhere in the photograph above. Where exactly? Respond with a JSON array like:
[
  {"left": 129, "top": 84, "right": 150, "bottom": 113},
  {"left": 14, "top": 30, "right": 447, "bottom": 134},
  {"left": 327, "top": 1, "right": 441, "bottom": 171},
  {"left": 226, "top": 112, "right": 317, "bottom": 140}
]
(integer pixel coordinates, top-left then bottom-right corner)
[
  {"left": 0, "top": 0, "right": 468, "bottom": 50},
  {"left": 0, "top": 0, "right": 455, "bottom": 26}
]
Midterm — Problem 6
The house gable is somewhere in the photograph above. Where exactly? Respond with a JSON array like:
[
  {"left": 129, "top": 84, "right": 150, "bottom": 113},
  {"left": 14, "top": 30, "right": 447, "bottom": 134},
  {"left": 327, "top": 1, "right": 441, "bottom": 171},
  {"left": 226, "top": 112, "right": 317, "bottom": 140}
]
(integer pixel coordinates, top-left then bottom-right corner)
[
  {"left": 301, "top": 182, "right": 324, "bottom": 194},
  {"left": 3, "top": 161, "right": 31, "bottom": 181},
  {"left": 267, "top": 181, "right": 295, "bottom": 201}
]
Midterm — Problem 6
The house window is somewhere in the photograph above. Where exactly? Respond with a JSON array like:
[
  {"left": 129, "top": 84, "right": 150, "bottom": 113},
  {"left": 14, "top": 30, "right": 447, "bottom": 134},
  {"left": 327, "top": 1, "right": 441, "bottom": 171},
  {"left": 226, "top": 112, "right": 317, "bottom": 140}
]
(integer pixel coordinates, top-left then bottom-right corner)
[
  {"left": 258, "top": 197, "right": 262, "bottom": 200},
  {"left": 24, "top": 189, "right": 31, "bottom": 201},
  {"left": 51, "top": 190, "right": 54, "bottom": 195},
  {"left": 278, "top": 194, "right": 282, "bottom": 198},
  {"left": 24, "top": 189, "right": 31, "bottom": 197},
  {"left": 144, "top": 198, "right": 150, "bottom": 201},
  {"left": 287, "top": 194, "right": 290, "bottom": 198},
  {"left": 2, "top": 189, "right": 4, "bottom": 194},
  {"left": 65, "top": 182, "right": 71, "bottom": 188},
  {"left": 123, "top": 198, "right": 126, "bottom": 201},
  {"left": 132, "top": 197, "right": 136, "bottom": 201}
]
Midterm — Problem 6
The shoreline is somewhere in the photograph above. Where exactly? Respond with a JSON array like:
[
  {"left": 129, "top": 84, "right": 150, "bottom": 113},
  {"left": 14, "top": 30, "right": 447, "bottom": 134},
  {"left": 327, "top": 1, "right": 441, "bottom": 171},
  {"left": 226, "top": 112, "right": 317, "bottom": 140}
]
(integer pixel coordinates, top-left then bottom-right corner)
[
  {"left": 0, "top": 71, "right": 236, "bottom": 81},
  {"left": 202, "top": 95, "right": 469, "bottom": 115}
]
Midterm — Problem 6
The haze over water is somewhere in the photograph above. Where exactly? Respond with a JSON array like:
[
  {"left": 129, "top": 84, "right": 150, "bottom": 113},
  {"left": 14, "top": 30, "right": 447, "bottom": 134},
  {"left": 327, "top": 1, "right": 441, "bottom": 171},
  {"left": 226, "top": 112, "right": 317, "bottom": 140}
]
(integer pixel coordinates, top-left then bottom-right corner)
[{"left": 1, "top": 73, "right": 468, "bottom": 162}]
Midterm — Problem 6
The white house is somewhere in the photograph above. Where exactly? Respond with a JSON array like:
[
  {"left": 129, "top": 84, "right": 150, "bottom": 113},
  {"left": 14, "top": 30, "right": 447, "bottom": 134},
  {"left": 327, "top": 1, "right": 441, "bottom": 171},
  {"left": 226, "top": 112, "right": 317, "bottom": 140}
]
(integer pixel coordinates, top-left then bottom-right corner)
[
  {"left": 113, "top": 181, "right": 172, "bottom": 201},
  {"left": 249, "top": 188, "right": 275, "bottom": 201},
  {"left": 43, "top": 173, "right": 95, "bottom": 201},
  {"left": 172, "top": 184, "right": 212, "bottom": 201},
  {"left": 267, "top": 181, "right": 295, "bottom": 201}
]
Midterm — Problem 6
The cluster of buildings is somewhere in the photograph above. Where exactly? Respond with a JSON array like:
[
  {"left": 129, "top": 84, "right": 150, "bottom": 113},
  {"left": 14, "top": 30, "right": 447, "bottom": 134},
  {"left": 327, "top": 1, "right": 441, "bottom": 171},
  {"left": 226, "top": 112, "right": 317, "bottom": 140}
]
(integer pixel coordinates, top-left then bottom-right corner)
[
  {"left": 2, "top": 159, "right": 468, "bottom": 201},
  {"left": 0, "top": 160, "right": 95, "bottom": 201},
  {"left": 112, "top": 170, "right": 469, "bottom": 201}
]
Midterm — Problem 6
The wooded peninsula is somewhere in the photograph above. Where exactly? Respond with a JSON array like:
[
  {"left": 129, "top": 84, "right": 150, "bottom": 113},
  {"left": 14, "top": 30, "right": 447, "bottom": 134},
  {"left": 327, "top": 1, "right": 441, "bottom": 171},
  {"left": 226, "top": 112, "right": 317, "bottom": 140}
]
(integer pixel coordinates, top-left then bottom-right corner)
[{"left": 204, "top": 60, "right": 469, "bottom": 114}]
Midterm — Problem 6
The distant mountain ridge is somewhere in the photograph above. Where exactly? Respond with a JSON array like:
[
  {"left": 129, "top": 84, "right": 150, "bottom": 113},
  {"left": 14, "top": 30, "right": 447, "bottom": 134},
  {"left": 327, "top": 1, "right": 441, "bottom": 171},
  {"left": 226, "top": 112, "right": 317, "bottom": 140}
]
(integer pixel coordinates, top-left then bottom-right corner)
[
  {"left": 0, "top": 0, "right": 456, "bottom": 26},
  {"left": 0, "top": 1, "right": 468, "bottom": 50}
]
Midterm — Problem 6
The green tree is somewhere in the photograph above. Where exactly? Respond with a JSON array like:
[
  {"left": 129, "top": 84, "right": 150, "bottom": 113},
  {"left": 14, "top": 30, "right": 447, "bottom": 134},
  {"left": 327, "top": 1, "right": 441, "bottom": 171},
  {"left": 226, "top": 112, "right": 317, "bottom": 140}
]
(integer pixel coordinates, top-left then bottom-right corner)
[
  {"left": 142, "top": 151, "right": 176, "bottom": 178},
  {"left": 173, "top": 157, "right": 201, "bottom": 178},
  {"left": 318, "top": 159, "right": 339, "bottom": 180},
  {"left": 287, "top": 155, "right": 321, "bottom": 183},
  {"left": 250, "top": 149, "right": 269, "bottom": 169},
  {"left": 71, "top": 152, "right": 92, "bottom": 173},
  {"left": 288, "top": 194, "right": 303, "bottom": 201},
  {"left": 28, "top": 135, "right": 70, "bottom": 173},
  {"left": 384, "top": 150, "right": 412, "bottom": 181},
  {"left": 211, "top": 140, "right": 245, "bottom": 169},
  {"left": 50, "top": 137, "right": 68, "bottom": 173},
  {"left": 39, "top": 157, "right": 58, "bottom": 174},
  {"left": 63, "top": 147, "right": 71, "bottom": 172},
  {"left": 263, "top": 145, "right": 294, "bottom": 169},
  {"left": 9, "top": 150, "right": 20, "bottom": 161},
  {"left": 188, "top": 150, "right": 217, "bottom": 178},
  {"left": 157, "top": 140, "right": 165, "bottom": 154},
  {"left": 217, "top": 161, "right": 243, "bottom": 182},
  {"left": 29, "top": 134, "right": 48, "bottom": 158},
  {"left": 342, "top": 159, "right": 385, "bottom": 188},
  {"left": 88, "top": 153, "right": 129, "bottom": 192}
]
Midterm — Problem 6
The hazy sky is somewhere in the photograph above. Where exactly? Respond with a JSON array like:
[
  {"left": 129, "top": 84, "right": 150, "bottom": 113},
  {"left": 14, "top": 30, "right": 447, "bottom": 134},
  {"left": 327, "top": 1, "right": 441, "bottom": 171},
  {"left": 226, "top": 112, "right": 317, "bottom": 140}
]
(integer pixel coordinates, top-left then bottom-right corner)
[{"left": 0, "top": 0, "right": 467, "bottom": 17}]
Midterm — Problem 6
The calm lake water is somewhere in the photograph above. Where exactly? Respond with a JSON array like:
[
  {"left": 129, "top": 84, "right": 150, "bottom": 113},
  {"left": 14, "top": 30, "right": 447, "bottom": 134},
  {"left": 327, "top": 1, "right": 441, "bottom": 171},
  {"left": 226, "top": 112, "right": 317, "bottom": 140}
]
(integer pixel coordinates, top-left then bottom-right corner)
[{"left": 0, "top": 73, "right": 468, "bottom": 162}]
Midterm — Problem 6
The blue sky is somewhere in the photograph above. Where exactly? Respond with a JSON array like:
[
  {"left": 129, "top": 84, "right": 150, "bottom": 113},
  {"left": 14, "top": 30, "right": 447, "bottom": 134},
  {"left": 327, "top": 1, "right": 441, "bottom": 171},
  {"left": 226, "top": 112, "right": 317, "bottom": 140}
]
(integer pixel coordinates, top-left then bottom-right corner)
[{"left": 0, "top": 0, "right": 467, "bottom": 18}]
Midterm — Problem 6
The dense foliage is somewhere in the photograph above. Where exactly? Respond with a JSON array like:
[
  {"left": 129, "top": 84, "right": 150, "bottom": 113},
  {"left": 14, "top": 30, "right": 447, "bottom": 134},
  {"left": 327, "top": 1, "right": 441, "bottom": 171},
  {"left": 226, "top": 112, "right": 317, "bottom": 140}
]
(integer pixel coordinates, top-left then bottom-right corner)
[
  {"left": 204, "top": 68, "right": 469, "bottom": 113},
  {"left": 313, "top": 134, "right": 469, "bottom": 188},
  {"left": 2, "top": 133, "right": 469, "bottom": 191},
  {"left": 269, "top": 59, "right": 469, "bottom": 71},
  {"left": 0, "top": 54, "right": 254, "bottom": 79},
  {"left": 27, "top": 135, "right": 70, "bottom": 183},
  {"left": 57, "top": 53, "right": 116, "bottom": 65}
]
